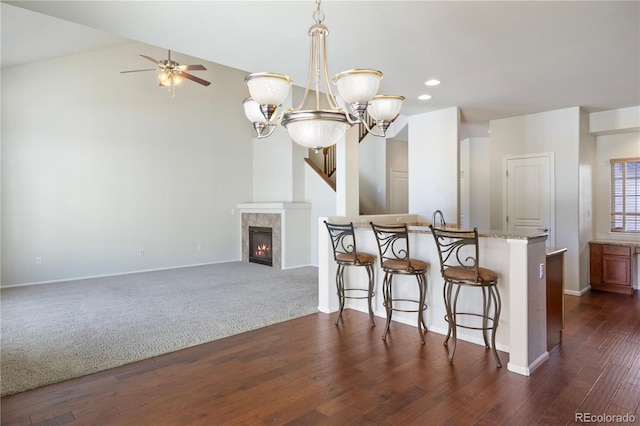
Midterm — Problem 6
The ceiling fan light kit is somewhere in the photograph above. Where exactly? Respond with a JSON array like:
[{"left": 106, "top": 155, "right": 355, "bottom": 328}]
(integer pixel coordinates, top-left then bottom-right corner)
[
  {"left": 158, "top": 70, "right": 182, "bottom": 87},
  {"left": 121, "top": 50, "right": 211, "bottom": 97},
  {"left": 243, "top": 0, "right": 404, "bottom": 150}
]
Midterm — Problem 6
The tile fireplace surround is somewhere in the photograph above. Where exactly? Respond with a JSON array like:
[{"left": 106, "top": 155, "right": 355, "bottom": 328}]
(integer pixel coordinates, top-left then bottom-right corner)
[
  {"left": 242, "top": 213, "right": 281, "bottom": 268},
  {"left": 238, "top": 203, "right": 311, "bottom": 269}
]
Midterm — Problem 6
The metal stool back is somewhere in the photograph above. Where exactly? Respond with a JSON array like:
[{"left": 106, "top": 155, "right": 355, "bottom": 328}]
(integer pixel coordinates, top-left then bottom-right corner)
[
  {"left": 324, "top": 222, "right": 376, "bottom": 326},
  {"left": 370, "top": 223, "right": 428, "bottom": 343},
  {"left": 430, "top": 226, "right": 502, "bottom": 367}
]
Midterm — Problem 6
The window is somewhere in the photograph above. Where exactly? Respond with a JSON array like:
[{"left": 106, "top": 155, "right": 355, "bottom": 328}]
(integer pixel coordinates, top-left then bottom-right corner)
[{"left": 611, "top": 158, "right": 640, "bottom": 233}]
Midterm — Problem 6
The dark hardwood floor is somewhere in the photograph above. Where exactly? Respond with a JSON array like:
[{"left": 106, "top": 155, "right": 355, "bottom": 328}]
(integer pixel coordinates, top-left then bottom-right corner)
[{"left": 1, "top": 291, "right": 639, "bottom": 425}]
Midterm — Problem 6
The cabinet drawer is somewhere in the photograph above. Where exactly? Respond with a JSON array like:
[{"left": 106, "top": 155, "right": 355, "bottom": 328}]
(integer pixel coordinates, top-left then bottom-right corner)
[{"left": 602, "top": 245, "right": 631, "bottom": 257}]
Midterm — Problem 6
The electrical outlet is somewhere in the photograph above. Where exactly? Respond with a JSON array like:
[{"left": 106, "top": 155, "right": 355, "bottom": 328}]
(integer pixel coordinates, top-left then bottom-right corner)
[
  {"left": 139, "top": 249, "right": 145, "bottom": 256},
  {"left": 35, "top": 256, "right": 42, "bottom": 265},
  {"left": 539, "top": 263, "right": 544, "bottom": 279}
]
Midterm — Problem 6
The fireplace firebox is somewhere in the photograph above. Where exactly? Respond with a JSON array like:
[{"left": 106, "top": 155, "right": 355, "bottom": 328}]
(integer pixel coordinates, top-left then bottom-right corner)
[{"left": 248, "top": 226, "right": 273, "bottom": 266}]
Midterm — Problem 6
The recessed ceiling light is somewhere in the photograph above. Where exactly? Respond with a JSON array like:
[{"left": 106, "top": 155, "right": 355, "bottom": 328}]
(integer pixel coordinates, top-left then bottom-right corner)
[
  {"left": 425, "top": 79, "right": 441, "bottom": 86},
  {"left": 418, "top": 94, "right": 432, "bottom": 100}
]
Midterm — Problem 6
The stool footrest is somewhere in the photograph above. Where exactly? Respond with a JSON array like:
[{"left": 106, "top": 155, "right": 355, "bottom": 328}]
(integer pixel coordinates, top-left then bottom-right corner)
[
  {"left": 445, "top": 312, "right": 496, "bottom": 331},
  {"left": 340, "top": 287, "right": 375, "bottom": 300},
  {"left": 384, "top": 298, "right": 428, "bottom": 314}
]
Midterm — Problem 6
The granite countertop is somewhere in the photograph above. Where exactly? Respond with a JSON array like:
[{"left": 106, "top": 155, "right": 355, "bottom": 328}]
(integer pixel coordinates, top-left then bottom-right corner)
[
  {"left": 590, "top": 240, "right": 640, "bottom": 248},
  {"left": 410, "top": 226, "right": 548, "bottom": 240},
  {"left": 354, "top": 221, "right": 548, "bottom": 241},
  {"left": 546, "top": 247, "right": 568, "bottom": 256}
]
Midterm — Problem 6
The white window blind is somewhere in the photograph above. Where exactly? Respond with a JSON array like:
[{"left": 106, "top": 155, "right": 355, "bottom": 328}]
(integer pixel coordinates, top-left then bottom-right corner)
[{"left": 611, "top": 158, "right": 640, "bottom": 233}]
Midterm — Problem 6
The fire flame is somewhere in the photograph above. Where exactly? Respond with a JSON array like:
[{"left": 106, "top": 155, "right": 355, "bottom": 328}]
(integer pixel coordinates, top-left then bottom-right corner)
[{"left": 255, "top": 243, "right": 271, "bottom": 257}]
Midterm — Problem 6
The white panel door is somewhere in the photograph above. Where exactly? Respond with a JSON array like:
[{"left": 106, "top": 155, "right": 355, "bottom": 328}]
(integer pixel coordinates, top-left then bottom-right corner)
[
  {"left": 389, "top": 169, "right": 409, "bottom": 214},
  {"left": 506, "top": 154, "right": 555, "bottom": 246}
]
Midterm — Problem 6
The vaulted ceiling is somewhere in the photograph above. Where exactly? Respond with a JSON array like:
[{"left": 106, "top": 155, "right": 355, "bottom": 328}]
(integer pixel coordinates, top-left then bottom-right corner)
[{"left": 2, "top": 1, "right": 639, "bottom": 136}]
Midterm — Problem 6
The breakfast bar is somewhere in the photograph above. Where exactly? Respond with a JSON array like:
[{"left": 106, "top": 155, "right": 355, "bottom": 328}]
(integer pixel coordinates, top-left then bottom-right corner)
[{"left": 318, "top": 214, "right": 550, "bottom": 376}]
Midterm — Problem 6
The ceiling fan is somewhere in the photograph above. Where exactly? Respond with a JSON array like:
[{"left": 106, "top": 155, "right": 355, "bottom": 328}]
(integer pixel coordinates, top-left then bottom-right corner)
[{"left": 121, "top": 50, "right": 211, "bottom": 95}]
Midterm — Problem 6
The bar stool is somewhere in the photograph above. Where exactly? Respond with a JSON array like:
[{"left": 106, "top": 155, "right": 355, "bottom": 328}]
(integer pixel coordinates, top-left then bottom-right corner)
[
  {"left": 324, "top": 222, "right": 376, "bottom": 326},
  {"left": 369, "top": 222, "right": 428, "bottom": 344},
  {"left": 430, "top": 226, "right": 502, "bottom": 367}
]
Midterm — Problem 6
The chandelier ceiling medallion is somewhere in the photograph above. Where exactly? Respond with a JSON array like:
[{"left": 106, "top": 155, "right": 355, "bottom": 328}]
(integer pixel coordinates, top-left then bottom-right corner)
[{"left": 243, "top": 0, "right": 405, "bottom": 150}]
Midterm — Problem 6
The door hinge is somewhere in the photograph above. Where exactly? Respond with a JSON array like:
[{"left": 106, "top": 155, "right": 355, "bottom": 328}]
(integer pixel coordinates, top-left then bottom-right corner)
[{"left": 506, "top": 215, "right": 509, "bottom": 223}]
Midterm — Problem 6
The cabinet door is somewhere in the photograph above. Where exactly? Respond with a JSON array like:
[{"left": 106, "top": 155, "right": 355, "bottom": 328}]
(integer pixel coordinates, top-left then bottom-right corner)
[
  {"left": 589, "top": 244, "right": 602, "bottom": 285},
  {"left": 546, "top": 252, "right": 564, "bottom": 350},
  {"left": 602, "top": 256, "right": 632, "bottom": 287}
]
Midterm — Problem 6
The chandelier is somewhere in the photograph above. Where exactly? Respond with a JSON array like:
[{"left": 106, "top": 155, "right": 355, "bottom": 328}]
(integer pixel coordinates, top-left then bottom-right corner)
[{"left": 242, "top": 0, "right": 404, "bottom": 150}]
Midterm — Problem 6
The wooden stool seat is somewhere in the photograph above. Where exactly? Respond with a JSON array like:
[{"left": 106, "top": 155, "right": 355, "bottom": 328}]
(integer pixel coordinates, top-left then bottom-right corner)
[
  {"left": 382, "top": 259, "right": 428, "bottom": 273},
  {"left": 443, "top": 266, "right": 498, "bottom": 283},
  {"left": 336, "top": 252, "right": 376, "bottom": 265}
]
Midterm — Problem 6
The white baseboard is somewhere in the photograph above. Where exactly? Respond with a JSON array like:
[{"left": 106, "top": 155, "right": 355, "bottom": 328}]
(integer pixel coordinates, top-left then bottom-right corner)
[
  {"left": 565, "top": 285, "right": 591, "bottom": 296},
  {"left": 507, "top": 351, "right": 549, "bottom": 376},
  {"left": 347, "top": 306, "right": 510, "bottom": 353}
]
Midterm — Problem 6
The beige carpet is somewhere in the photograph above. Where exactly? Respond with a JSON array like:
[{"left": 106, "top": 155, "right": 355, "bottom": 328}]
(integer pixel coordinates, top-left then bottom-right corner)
[{"left": 0, "top": 262, "right": 318, "bottom": 396}]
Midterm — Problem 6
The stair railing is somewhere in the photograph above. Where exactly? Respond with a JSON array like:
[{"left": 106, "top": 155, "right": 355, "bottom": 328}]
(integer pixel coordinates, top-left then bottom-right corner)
[
  {"left": 313, "top": 114, "right": 377, "bottom": 186},
  {"left": 323, "top": 145, "right": 336, "bottom": 178}
]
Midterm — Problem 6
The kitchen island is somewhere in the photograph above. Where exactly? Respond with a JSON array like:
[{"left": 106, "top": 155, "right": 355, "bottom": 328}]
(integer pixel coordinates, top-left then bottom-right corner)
[{"left": 318, "top": 214, "right": 549, "bottom": 376}]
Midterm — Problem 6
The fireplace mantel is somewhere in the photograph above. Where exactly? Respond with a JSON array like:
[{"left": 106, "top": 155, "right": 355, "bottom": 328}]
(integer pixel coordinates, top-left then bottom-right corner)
[
  {"left": 238, "top": 203, "right": 311, "bottom": 269},
  {"left": 237, "top": 202, "right": 312, "bottom": 211}
]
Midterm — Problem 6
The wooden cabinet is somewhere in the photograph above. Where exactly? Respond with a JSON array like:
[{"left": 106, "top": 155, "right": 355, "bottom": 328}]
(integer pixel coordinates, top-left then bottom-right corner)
[
  {"left": 546, "top": 249, "right": 566, "bottom": 351},
  {"left": 589, "top": 242, "right": 637, "bottom": 295}
]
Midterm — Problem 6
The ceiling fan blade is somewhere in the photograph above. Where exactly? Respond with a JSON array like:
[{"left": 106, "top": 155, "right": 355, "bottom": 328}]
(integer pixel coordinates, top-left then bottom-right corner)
[
  {"left": 178, "top": 64, "right": 207, "bottom": 71},
  {"left": 180, "top": 72, "right": 211, "bottom": 86},
  {"left": 120, "top": 69, "right": 157, "bottom": 73},
  {"left": 139, "top": 54, "right": 160, "bottom": 65}
]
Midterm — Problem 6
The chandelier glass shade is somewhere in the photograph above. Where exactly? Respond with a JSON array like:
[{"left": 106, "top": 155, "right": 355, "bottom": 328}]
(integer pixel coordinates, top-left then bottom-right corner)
[
  {"left": 282, "top": 110, "right": 351, "bottom": 148},
  {"left": 243, "top": 0, "right": 404, "bottom": 150},
  {"left": 333, "top": 69, "right": 382, "bottom": 105}
]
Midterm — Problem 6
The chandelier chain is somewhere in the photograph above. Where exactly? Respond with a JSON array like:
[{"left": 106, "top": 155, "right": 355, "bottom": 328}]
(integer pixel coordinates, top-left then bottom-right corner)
[{"left": 313, "top": 0, "right": 325, "bottom": 24}]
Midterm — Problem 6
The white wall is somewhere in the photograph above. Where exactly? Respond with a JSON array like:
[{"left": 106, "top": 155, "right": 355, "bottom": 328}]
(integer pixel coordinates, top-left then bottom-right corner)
[
  {"left": 489, "top": 107, "right": 588, "bottom": 293},
  {"left": 594, "top": 132, "right": 640, "bottom": 241},
  {"left": 468, "top": 137, "right": 491, "bottom": 230},
  {"left": 408, "top": 107, "right": 459, "bottom": 224},
  {"left": 252, "top": 126, "right": 307, "bottom": 203},
  {"left": 358, "top": 134, "right": 386, "bottom": 214},
  {"left": 590, "top": 106, "right": 640, "bottom": 134},
  {"left": 1, "top": 42, "right": 255, "bottom": 286},
  {"left": 251, "top": 88, "right": 307, "bottom": 203},
  {"left": 460, "top": 136, "right": 492, "bottom": 230},
  {"left": 386, "top": 137, "right": 409, "bottom": 213},
  {"left": 305, "top": 165, "right": 337, "bottom": 266},
  {"left": 460, "top": 138, "right": 470, "bottom": 228},
  {"left": 591, "top": 107, "right": 640, "bottom": 290},
  {"left": 578, "top": 108, "right": 597, "bottom": 291},
  {"left": 386, "top": 138, "right": 408, "bottom": 173}
]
